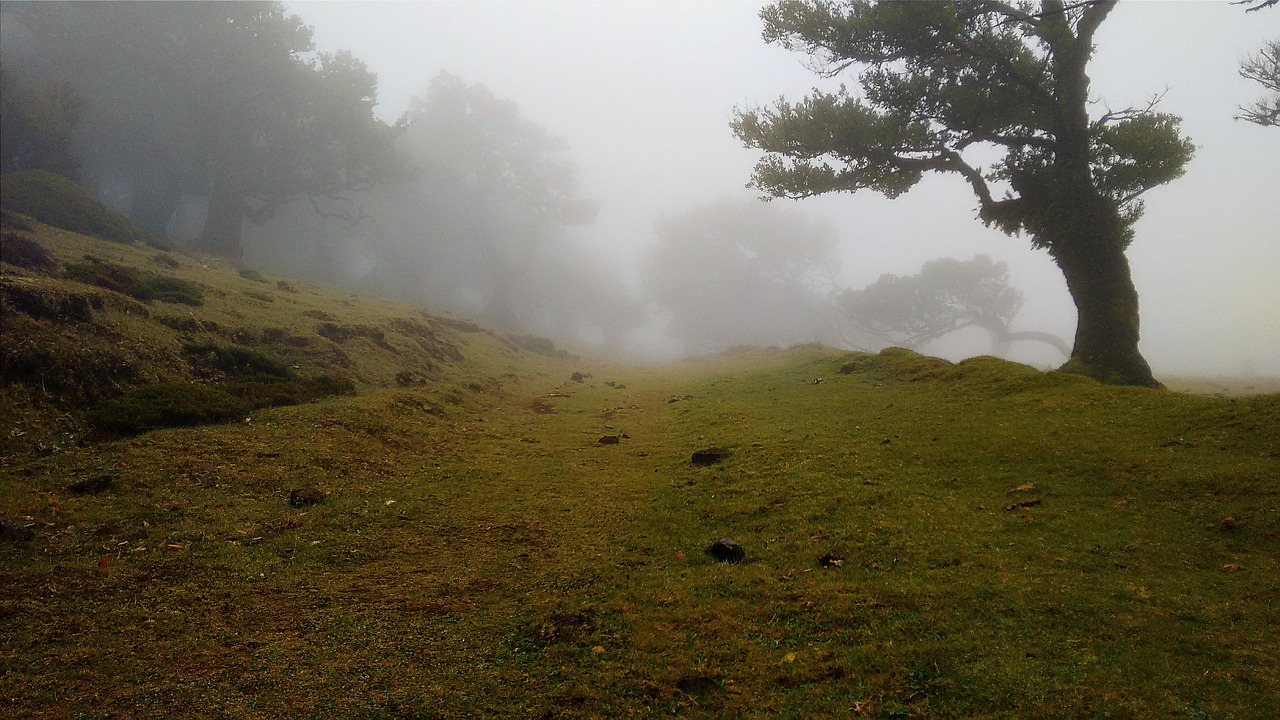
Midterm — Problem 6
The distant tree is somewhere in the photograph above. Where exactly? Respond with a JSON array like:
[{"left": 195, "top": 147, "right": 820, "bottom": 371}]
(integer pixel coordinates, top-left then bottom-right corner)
[
  {"left": 8, "top": 2, "right": 401, "bottom": 259},
  {"left": 643, "top": 199, "right": 840, "bottom": 353},
  {"left": 0, "top": 58, "right": 81, "bottom": 180},
  {"left": 838, "top": 255, "right": 1069, "bottom": 358},
  {"left": 378, "top": 72, "right": 596, "bottom": 329},
  {"left": 732, "top": 1, "right": 1194, "bottom": 387}
]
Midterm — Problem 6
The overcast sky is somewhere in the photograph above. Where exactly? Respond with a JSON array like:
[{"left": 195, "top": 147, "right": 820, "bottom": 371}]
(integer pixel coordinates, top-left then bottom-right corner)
[{"left": 287, "top": 0, "right": 1279, "bottom": 375}]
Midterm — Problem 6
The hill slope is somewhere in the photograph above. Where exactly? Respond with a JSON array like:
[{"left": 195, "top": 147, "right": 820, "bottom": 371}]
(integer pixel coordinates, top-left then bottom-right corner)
[{"left": 2, "top": 214, "right": 1278, "bottom": 718}]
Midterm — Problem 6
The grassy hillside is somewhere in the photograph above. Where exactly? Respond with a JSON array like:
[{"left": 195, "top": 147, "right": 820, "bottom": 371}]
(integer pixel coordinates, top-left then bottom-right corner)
[{"left": 2, "top": 214, "right": 1278, "bottom": 718}]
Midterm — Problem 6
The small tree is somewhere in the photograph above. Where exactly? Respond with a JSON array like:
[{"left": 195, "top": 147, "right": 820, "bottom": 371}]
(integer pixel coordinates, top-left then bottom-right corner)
[
  {"left": 838, "top": 255, "right": 1069, "bottom": 357},
  {"left": 732, "top": 0, "right": 1195, "bottom": 386}
]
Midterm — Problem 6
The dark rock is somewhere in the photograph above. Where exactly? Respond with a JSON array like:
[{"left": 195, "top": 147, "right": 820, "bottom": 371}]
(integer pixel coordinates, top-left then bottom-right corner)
[
  {"left": 598, "top": 435, "right": 621, "bottom": 445},
  {"left": 691, "top": 447, "right": 730, "bottom": 466},
  {"left": 705, "top": 537, "right": 745, "bottom": 564},
  {"left": 68, "top": 475, "right": 113, "bottom": 495},
  {"left": 675, "top": 674, "right": 722, "bottom": 695},
  {"left": 0, "top": 513, "right": 34, "bottom": 543},
  {"left": 289, "top": 488, "right": 327, "bottom": 508},
  {"left": 571, "top": 371, "right": 590, "bottom": 382}
]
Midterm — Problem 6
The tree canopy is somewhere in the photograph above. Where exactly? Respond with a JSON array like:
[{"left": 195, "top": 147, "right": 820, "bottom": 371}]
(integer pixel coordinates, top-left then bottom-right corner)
[{"left": 733, "top": 0, "right": 1195, "bottom": 386}]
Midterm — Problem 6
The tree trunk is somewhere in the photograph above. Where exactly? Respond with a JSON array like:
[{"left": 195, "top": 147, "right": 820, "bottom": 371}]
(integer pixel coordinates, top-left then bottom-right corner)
[
  {"left": 1053, "top": 243, "right": 1160, "bottom": 388},
  {"left": 196, "top": 176, "right": 245, "bottom": 261}
]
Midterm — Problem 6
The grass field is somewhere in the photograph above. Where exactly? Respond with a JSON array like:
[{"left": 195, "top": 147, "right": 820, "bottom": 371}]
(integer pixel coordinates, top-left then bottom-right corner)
[{"left": 3, "top": 217, "right": 1278, "bottom": 718}]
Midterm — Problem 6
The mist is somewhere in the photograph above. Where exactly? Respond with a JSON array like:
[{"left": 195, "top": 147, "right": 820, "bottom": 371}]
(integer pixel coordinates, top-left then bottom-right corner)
[{"left": 3, "top": 1, "right": 1276, "bottom": 375}]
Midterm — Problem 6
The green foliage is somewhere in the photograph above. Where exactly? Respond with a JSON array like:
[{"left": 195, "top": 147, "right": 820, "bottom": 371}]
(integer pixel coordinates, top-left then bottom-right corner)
[
  {"left": 0, "top": 170, "right": 150, "bottom": 244},
  {"left": 733, "top": 1, "right": 1194, "bottom": 245},
  {"left": 86, "top": 382, "right": 246, "bottom": 436},
  {"left": 237, "top": 268, "right": 268, "bottom": 283},
  {"left": 63, "top": 258, "right": 204, "bottom": 305}
]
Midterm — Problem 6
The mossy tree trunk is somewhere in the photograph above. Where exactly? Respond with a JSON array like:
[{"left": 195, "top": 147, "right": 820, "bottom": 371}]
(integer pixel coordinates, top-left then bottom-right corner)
[
  {"left": 1053, "top": 241, "right": 1159, "bottom": 387},
  {"left": 196, "top": 177, "right": 246, "bottom": 261}
]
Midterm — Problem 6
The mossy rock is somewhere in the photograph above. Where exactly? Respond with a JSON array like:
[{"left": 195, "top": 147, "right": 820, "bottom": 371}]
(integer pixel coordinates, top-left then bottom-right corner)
[{"left": 0, "top": 170, "right": 150, "bottom": 245}]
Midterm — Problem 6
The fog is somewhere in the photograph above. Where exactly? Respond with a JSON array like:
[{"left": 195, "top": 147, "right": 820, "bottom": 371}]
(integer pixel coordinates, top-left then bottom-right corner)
[{"left": 5, "top": 1, "right": 1277, "bottom": 376}]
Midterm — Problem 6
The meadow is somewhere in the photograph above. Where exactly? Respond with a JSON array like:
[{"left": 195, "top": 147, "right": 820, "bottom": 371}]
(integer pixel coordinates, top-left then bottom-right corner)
[{"left": 2, "top": 216, "right": 1277, "bottom": 718}]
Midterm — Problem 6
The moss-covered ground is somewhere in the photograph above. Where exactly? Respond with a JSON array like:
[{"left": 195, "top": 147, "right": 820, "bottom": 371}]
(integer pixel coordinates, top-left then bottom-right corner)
[{"left": 2, "top": 217, "right": 1278, "bottom": 718}]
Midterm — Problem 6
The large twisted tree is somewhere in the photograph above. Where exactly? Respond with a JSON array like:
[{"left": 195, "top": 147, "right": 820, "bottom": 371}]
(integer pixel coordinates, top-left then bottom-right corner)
[{"left": 732, "top": 0, "right": 1194, "bottom": 387}]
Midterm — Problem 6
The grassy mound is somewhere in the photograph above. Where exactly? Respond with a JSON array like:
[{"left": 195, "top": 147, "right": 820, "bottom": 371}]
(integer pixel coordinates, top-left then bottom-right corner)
[{"left": 0, "top": 170, "right": 152, "bottom": 245}]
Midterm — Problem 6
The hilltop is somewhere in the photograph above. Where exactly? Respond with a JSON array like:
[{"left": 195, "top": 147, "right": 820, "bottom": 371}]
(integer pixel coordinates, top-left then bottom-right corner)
[{"left": 1, "top": 201, "right": 1278, "bottom": 718}]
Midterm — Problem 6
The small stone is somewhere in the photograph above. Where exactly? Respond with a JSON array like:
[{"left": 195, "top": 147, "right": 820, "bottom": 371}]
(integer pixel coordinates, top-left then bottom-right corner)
[
  {"left": 289, "top": 488, "right": 327, "bottom": 508},
  {"left": 691, "top": 447, "right": 730, "bottom": 466},
  {"left": 705, "top": 537, "right": 745, "bottom": 564},
  {"left": 598, "top": 435, "right": 621, "bottom": 445},
  {"left": 68, "top": 475, "right": 113, "bottom": 495}
]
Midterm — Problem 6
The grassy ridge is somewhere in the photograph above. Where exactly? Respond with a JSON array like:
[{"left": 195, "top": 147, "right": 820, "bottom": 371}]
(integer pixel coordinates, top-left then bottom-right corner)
[{"left": 2, "top": 221, "right": 1278, "bottom": 718}]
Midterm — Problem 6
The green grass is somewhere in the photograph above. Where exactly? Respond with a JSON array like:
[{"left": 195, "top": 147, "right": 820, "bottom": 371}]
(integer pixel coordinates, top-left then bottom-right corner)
[{"left": 2, "top": 222, "right": 1278, "bottom": 718}]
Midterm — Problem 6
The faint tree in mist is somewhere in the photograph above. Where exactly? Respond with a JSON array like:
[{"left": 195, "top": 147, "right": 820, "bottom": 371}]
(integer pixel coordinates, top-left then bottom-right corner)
[
  {"left": 6, "top": 2, "right": 402, "bottom": 260},
  {"left": 642, "top": 199, "right": 841, "bottom": 353},
  {"left": 371, "top": 72, "right": 600, "bottom": 331},
  {"left": 838, "top": 255, "right": 1069, "bottom": 358}
]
